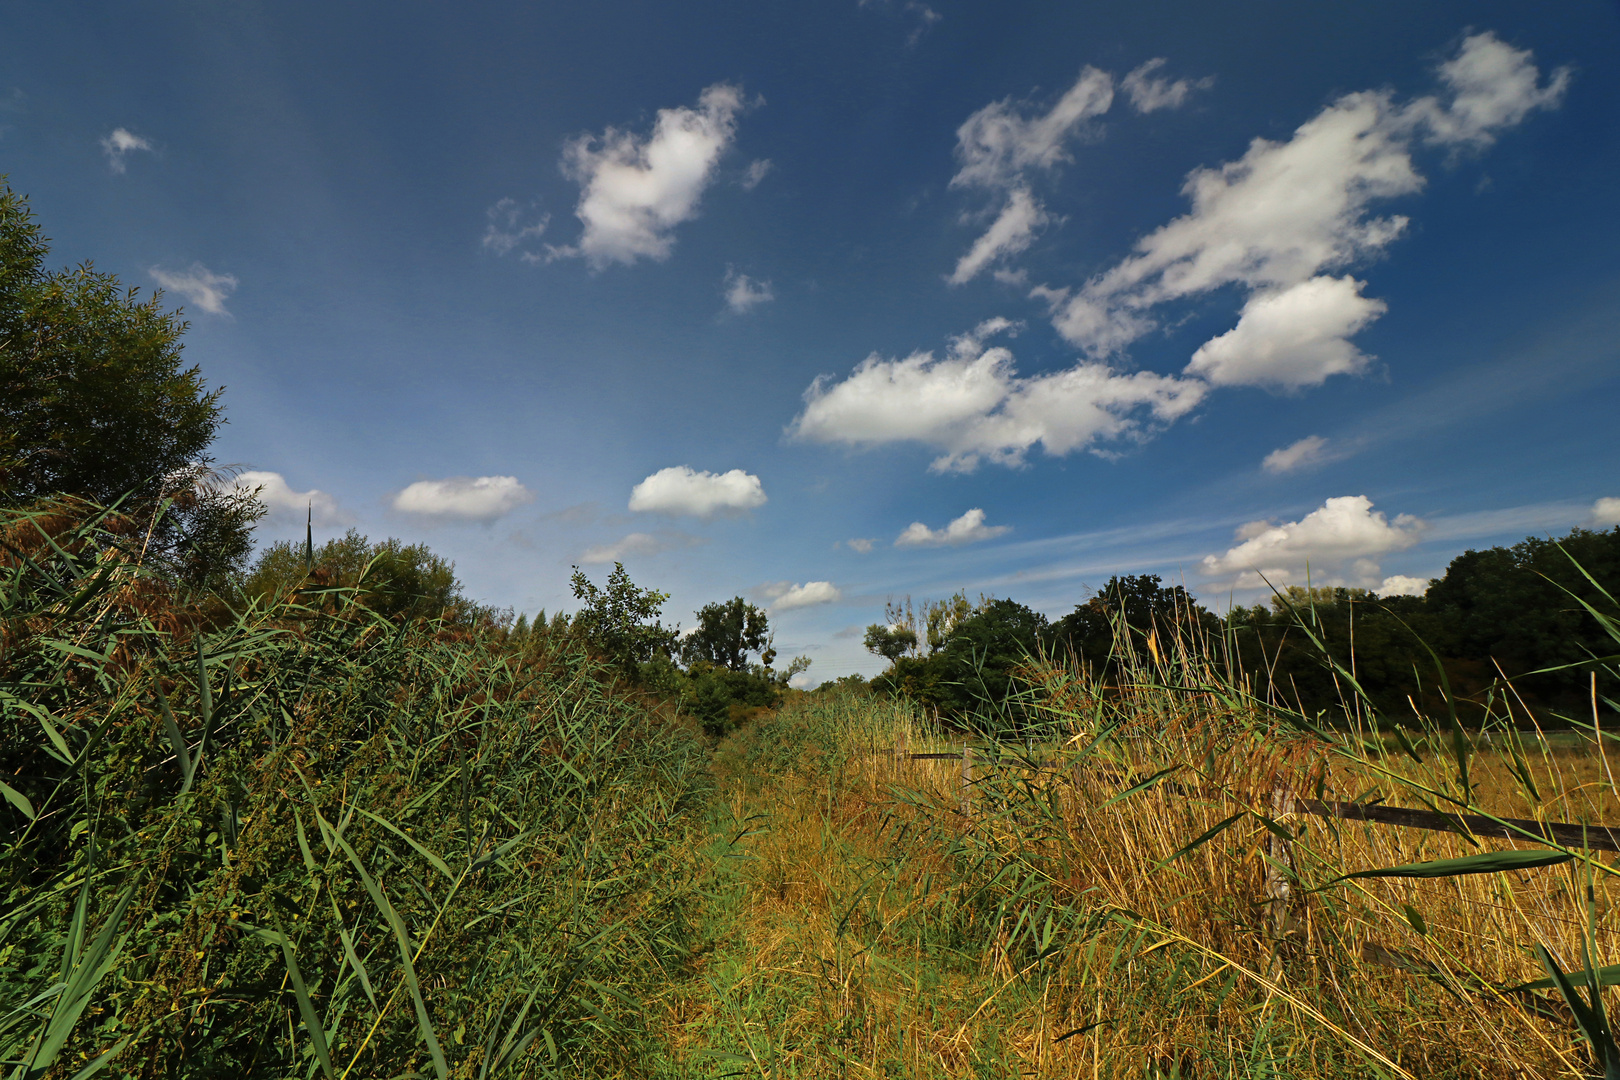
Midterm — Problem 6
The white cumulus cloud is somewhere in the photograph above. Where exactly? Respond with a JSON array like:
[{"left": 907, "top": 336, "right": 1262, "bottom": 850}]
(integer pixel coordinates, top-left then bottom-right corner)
[
  {"left": 894, "top": 507, "right": 1009, "bottom": 547},
  {"left": 628, "top": 466, "right": 766, "bottom": 516},
  {"left": 1377, "top": 574, "right": 1430, "bottom": 597},
  {"left": 723, "top": 268, "right": 774, "bottom": 313},
  {"left": 234, "top": 470, "right": 344, "bottom": 527},
  {"left": 1041, "top": 32, "right": 1567, "bottom": 389},
  {"left": 1121, "top": 58, "right": 1213, "bottom": 113},
  {"left": 843, "top": 538, "right": 877, "bottom": 554},
  {"left": 482, "top": 197, "right": 549, "bottom": 258},
  {"left": 393, "top": 476, "right": 534, "bottom": 522},
  {"left": 789, "top": 319, "right": 1206, "bottom": 472},
  {"left": 1593, "top": 497, "right": 1620, "bottom": 527},
  {"left": 1415, "top": 31, "right": 1572, "bottom": 149},
  {"left": 1262, "top": 435, "right": 1332, "bottom": 475},
  {"left": 150, "top": 263, "right": 238, "bottom": 316},
  {"left": 1201, "top": 495, "right": 1426, "bottom": 588},
  {"left": 1186, "top": 275, "right": 1387, "bottom": 389},
  {"left": 765, "top": 580, "right": 842, "bottom": 611},
  {"left": 101, "top": 127, "right": 152, "bottom": 173},
  {"left": 551, "top": 83, "right": 744, "bottom": 269}
]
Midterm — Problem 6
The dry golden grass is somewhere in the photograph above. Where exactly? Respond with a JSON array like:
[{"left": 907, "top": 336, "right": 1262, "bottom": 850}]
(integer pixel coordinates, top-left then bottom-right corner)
[{"left": 654, "top": 674, "right": 1620, "bottom": 1079}]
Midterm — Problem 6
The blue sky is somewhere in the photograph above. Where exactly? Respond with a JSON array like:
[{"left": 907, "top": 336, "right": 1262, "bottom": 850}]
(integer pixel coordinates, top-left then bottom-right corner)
[{"left": 6, "top": 2, "right": 1618, "bottom": 682}]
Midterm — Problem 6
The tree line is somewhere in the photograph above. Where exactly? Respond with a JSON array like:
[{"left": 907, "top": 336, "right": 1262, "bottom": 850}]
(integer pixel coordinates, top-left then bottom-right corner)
[{"left": 857, "top": 531, "right": 1619, "bottom": 731}]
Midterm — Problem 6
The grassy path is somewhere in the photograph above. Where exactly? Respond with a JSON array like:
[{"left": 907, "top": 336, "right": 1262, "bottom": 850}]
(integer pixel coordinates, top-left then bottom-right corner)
[{"left": 645, "top": 736, "right": 1042, "bottom": 1079}]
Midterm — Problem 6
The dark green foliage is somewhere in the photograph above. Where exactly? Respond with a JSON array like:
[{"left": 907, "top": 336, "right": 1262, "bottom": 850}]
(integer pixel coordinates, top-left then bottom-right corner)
[
  {"left": 0, "top": 180, "right": 258, "bottom": 589},
  {"left": 1227, "top": 528, "right": 1620, "bottom": 723},
  {"left": 1048, "top": 575, "right": 1219, "bottom": 677},
  {"left": 682, "top": 596, "right": 770, "bottom": 671},
  {"left": 569, "top": 561, "right": 679, "bottom": 678},
  {"left": 876, "top": 598, "right": 1049, "bottom": 731},
  {"left": 0, "top": 502, "right": 711, "bottom": 1077},
  {"left": 863, "top": 623, "right": 917, "bottom": 662},
  {"left": 680, "top": 660, "right": 784, "bottom": 737},
  {"left": 244, "top": 528, "right": 466, "bottom": 622}
]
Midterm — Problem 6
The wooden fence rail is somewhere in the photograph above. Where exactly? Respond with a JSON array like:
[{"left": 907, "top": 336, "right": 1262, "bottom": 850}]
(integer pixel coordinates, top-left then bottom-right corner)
[{"left": 884, "top": 746, "right": 1620, "bottom": 853}]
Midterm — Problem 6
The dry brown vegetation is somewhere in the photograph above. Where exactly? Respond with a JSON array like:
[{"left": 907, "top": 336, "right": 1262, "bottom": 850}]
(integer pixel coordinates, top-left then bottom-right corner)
[{"left": 655, "top": 648, "right": 1620, "bottom": 1079}]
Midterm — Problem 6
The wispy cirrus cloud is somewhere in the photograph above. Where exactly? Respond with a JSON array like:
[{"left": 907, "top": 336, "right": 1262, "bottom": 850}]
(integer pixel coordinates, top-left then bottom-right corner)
[
  {"left": 149, "top": 263, "right": 238, "bottom": 316},
  {"left": 482, "top": 197, "right": 549, "bottom": 259},
  {"left": 1261, "top": 435, "right": 1341, "bottom": 475},
  {"left": 581, "top": 530, "right": 705, "bottom": 564},
  {"left": 1121, "top": 58, "right": 1213, "bottom": 113}
]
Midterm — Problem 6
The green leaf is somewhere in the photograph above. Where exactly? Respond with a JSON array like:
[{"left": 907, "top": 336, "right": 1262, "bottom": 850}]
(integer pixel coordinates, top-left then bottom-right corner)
[
  {"left": 1150, "top": 812, "right": 1247, "bottom": 873},
  {"left": 0, "top": 779, "right": 35, "bottom": 820},
  {"left": 1320, "top": 848, "right": 1572, "bottom": 888},
  {"left": 270, "top": 914, "right": 336, "bottom": 1080},
  {"left": 1096, "top": 765, "right": 1182, "bottom": 810},
  {"left": 1510, "top": 962, "right": 1620, "bottom": 994}
]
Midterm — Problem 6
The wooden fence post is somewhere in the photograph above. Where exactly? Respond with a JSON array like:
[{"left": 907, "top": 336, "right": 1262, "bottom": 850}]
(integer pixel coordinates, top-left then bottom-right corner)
[
  {"left": 961, "top": 744, "right": 972, "bottom": 818},
  {"left": 1265, "top": 782, "right": 1295, "bottom": 941}
]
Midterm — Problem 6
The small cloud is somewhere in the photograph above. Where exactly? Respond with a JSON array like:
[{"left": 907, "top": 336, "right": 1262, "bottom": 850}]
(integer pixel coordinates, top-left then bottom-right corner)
[
  {"left": 1377, "top": 574, "right": 1429, "bottom": 597},
  {"left": 393, "top": 476, "right": 534, "bottom": 522},
  {"left": 150, "top": 263, "right": 238, "bottom": 316},
  {"left": 551, "top": 83, "right": 746, "bottom": 269},
  {"left": 948, "top": 187, "right": 1050, "bottom": 285},
  {"left": 101, "top": 127, "right": 152, "bottom": 173},
  {"left": 895, "top": 507, "right": 1010, "bottom": 547},
  {"left": 832, "top": 624, "right": 864, "bottom": 639},
  {"left": 723, "top": 268, "right": 774, "bottom": 314},
  {"left": 741, "top": 158, "right": 773, "bottom": 190},
  {"left": 765, "top": 580, "right": 842, "bottom": 611},
  {"left": 1262, "top": 435, "right": 1331, "bottom": 474},
  {"left": 1593, "top": 497, "right": 1620, "bottom": 527},
  {"left": 859, "top": 0, "right": 942, "bottom": 45},
  {"left": 844, "top": 537, "right": 877, "bottom": 554},
  {"left": 1121, "top": 58, "right": 1213, "bottom": 114},
  {"left": 482, "top": 197, "right": 549, "bottom": 258},
  {"left": 233, "top": 470, "right": 344, "bottom": 527},
  {"left": 581, "top": 530, "right": 704, "bottom": 564},
  {"left": 629, "top": 465, "right": 766, "bottom": 516}
]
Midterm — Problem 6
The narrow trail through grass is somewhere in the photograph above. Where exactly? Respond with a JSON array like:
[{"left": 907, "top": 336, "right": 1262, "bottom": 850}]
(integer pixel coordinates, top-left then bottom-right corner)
[{"left": 649, "top": 713, "right": 1042, "bottom": 1079}]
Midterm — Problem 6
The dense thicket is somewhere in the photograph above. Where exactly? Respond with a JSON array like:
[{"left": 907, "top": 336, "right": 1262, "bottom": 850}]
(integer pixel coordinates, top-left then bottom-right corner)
[{"left": 0, "top": 505, "right": 710, "bottom": 1077}]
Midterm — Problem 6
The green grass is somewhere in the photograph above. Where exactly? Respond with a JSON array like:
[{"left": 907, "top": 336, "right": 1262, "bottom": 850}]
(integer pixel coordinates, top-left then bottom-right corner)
[{"left": 1, "top": 502, "right": 713, "bottom": 1077}]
